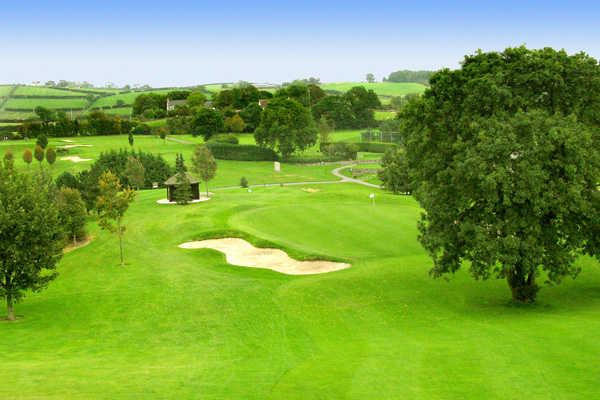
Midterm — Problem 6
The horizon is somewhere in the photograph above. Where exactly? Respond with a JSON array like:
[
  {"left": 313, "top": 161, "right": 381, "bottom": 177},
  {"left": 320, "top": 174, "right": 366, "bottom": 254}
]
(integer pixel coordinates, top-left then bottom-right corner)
[{"left": 2, "top": 1, "right": 600, "bottom": 86}]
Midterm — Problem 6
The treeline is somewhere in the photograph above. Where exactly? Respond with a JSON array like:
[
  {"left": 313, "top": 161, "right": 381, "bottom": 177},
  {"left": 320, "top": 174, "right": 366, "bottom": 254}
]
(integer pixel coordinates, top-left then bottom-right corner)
[{"left": 384, "top": 70, "right": 433, "bottom": 84}]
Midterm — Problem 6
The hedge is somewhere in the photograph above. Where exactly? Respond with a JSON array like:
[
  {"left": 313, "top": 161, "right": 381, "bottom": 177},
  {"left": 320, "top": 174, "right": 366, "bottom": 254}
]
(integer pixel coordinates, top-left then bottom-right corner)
[
  {"left": 355, "top": 142, "right": 398, "bottom": 153},
  {"left": 205, "top": 143, "right": 278, "bottom": 161}
]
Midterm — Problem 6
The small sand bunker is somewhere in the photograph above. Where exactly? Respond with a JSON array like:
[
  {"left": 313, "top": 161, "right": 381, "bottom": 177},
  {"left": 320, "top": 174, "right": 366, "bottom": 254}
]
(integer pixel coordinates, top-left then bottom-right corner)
[
  {"left": 60, "top": 156, "right": 92, "bottom": 163},
  {"left": 301, "top": 188, "right": 320, "bottom": 193},
  {"left": 179, "top": 238, "right": 350, "bottom": 275},
  {"left": 61, "top": 139, "right": 74, "bottom": 143},
  {"left": 60, "top": 144, "right": 93, "bottom": 149},
  {"left": 157, "top": 196, "right": 211, "bottom": 205}
]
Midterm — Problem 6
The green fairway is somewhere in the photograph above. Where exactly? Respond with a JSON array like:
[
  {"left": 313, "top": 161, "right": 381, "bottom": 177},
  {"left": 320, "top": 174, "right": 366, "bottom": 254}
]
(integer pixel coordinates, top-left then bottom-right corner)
[
  {"left": 1, "top": 181, "right": 599, "bottom": 399},
  {"left": 320, "top": 82, "right": 427, "bottom": 97}
]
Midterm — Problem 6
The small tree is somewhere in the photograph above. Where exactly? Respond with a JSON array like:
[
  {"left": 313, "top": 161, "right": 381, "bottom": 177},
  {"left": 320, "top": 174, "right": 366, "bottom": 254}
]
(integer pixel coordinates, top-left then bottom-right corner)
[
  {"left": 96, "top": 171, "right": 136, "bottom": 266},
  {"left": 175, "top": 153, "right": 187, "bottom": 173},
  {"left": 22, "top": 149, "right": 32, "bottom": 167},
  {"left": 240, "top": 176, "right": 248, "bottom": 188},
  {"left": 57, "top": 187, "right": 88, "bottom": 246},
  {"left": 0, "top": 165, "right": 63, "bottom": 320},
  {"left": 191, "top": 145, "right": 217, "bottom": 197},
  {"left": 317, "top": 116, "right": 333, "bottom": 145},
  {"left": 3, "top": 151, "right": 14, "bottom": 170},
  {"left": 128, "top": 131, "right": 134, "bottom": 147},
  {"left": 34, "top": 145, "right": 44, "bottom": 166},
  {"left": 378, "top": 148, "right": 410, "bottom": 194},
  {"left": 174, "top": 172, "right": 192, "bottom": 205},
  {"left": 36, "top": 134, "right": 49, "bottom": 149},
  {"left": 124, "top": 156, "right": 145, "bottom": 190},
  {"left": 224, "top": 114, "right": 246, "bottom": 133},
  {"left": 46, "top": 147, "right": 56, "bottom": 167},
  {"left": 366, "top": 73, "right": 376, "bottom": 83}
]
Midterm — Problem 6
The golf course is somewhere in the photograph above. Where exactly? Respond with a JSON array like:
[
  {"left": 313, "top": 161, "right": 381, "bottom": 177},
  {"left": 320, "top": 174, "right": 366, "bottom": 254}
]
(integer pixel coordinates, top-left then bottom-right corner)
[{"left": 1, "top": 132, "right": 600, "bottom": 398}]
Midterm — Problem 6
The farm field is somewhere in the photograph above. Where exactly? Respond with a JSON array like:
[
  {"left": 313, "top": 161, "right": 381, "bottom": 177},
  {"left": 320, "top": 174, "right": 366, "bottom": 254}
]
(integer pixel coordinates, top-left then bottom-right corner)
[
  {"left": 0, "top": 85, "right": 15, "bottom": 97},
  {"left": 90, "top": 88, "right": 175, "bottom": 108},
  {"left": 12, "top": 86, "right": 88, "bottom": 97},
  {"left": 320, "top": 82, "right": 427, "bottom": 97},
  {"left": 4, "top": 97, "right": 89, "bottom": 110},
  {"left": 1, "top": 176, "right": 599, "bottom": 398}
]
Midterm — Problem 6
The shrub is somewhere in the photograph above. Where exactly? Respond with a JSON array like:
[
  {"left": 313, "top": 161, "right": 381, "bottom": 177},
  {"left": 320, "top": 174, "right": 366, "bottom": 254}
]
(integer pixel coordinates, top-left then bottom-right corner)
[
  {"left": 355, "top": 142, "right": 398, "bottom": 153},
  {"left": 240, "top": 176, "right": 248, "bottom": 188},
  {"left": 205, "top": 143, "right": 278, "bottom": 161},
  {"left": 322, "top": 142, "right": 358, "bottom": 160},
  {"left": 208, "top": 134, "right": 239, "bottom": 145}
]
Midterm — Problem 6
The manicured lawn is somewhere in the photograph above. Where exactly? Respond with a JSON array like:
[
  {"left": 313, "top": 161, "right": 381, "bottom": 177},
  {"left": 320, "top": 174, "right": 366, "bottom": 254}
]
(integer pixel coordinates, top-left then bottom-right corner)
[
  {"left": 320, "top": 82, "right": 427, "bottom": 97},
  {"left": 1, "top": 182, "right": 599, "bottom": 399}
]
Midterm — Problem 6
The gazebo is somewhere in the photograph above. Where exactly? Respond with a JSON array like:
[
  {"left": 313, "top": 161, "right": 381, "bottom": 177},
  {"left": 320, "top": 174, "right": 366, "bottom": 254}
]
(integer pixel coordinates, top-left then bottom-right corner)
[{"left": 164, "top": 172, "right": 200, "bottom": 202}]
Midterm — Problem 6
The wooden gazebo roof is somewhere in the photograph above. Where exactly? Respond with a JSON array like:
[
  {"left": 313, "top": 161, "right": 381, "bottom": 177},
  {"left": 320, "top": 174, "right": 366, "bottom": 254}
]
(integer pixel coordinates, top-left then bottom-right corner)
[{"left": 164, "top": 172, "right": 200, "bottom": 186}]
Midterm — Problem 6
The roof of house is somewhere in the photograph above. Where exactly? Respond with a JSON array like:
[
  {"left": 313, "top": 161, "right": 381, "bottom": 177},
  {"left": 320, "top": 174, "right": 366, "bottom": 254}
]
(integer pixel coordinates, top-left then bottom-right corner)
[{"left": 164, "top": 172, "right": 200, "bottom": 185}]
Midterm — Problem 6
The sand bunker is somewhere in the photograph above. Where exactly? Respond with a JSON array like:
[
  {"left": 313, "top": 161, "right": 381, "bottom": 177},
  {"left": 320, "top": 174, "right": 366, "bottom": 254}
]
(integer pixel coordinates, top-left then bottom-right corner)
[
  {"left": 179, "top": 238, "right": 350, "bottom": 275},
  {"left": 301, "top": 188, "right": 320, "bottom": 193},
  {"left": 60, "top": 156, "right": 92, "bottom": 163},
  {"left": 60, "top": 144, "right": 93, "bottom": 149}
]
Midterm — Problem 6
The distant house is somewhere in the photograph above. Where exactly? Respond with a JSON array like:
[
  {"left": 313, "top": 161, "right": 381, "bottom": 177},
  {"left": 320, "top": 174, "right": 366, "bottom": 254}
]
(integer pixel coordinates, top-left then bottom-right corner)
[{"left": 166, "top": 99, "right": 187, "bottom": 111}]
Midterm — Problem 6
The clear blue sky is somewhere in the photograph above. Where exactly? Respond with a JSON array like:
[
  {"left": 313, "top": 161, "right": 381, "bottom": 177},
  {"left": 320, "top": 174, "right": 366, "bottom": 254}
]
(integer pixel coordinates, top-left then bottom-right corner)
[{"left": 2, "top": 0, "right": 599, "bottom": 86}]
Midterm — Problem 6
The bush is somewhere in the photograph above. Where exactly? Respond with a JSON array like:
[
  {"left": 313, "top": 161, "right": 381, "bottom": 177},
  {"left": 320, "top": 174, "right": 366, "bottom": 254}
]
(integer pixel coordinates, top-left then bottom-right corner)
[
  {"left": 322, "top": 142, "right": 358, "bottom": 160},
  {"left": 355, "top": 142, "right": 398, "bottom": 153},
  {"left": 208, "top": 134, "right": 239, "bottom": 145},
  {"left": 205, "top": 143, "right": 278, "bottom": 161},
  {"left": 240, "top": 176, "right": 248, "bottom": 188}
]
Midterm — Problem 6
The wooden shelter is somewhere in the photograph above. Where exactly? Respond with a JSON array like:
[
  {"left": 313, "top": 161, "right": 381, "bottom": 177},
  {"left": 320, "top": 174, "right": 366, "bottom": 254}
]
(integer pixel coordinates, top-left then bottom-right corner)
[{"left": 164, "top": 172, "right": 200, "bottom": 202}]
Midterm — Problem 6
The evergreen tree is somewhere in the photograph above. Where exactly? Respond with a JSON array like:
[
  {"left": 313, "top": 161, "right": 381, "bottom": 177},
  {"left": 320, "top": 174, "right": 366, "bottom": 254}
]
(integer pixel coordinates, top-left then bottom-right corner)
[{"left": 174, "top": 171, "right": 192, "bottom": 205}]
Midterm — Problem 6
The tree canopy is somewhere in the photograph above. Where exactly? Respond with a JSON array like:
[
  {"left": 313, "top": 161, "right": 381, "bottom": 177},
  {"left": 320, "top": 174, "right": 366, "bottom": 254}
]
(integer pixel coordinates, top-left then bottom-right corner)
[
  {"left": 402, "top": 46, "right": 600, "bottom": 302},
  {"left": 254, "top": 98, "right": 317, "bottom": 158}
]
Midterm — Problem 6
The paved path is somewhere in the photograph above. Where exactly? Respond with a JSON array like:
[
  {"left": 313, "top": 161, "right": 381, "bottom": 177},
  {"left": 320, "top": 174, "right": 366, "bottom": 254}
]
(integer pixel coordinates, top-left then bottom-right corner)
[
  {"left": 212, "top": 163, "right": 381, "bottom": 191},
  {"left": 166, "top": 136, "right": 195, "bottom": 145}
]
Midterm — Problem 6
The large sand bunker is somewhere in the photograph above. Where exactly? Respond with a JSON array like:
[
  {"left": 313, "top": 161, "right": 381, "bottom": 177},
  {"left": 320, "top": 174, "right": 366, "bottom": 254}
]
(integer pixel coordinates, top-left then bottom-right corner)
[{"left": 179, "top": 238, "right": 350, "bottom": 275}]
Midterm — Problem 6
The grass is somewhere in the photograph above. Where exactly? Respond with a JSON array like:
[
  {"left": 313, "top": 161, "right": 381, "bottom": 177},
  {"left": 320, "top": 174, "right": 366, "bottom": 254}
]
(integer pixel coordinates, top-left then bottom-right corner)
[
  {"left": 12, "top": 86, "right": 88, "bottom": 97},
  {"left": 90, "top": 89, "right": 174, "bottom": 108},
  {"left": 5, "top": 98, "right": 89, "bottom": 110},
  {"left": 320, "top": 82, "right": 427, "bottom": 97},
  {"left": 1, "top": 179, "right": 599, "bottom": 398},
  {"left": 374, "top": 110, "right": 397, "bottom": 121},
  {"left": 101, "top": 107, "right": 133, "bottom": 116},
  {"left": 0, "top": 110, "right": 36, "bottom": 120},
  {"left": 0, "top": 85, "right": 14, "bottom": 97}
]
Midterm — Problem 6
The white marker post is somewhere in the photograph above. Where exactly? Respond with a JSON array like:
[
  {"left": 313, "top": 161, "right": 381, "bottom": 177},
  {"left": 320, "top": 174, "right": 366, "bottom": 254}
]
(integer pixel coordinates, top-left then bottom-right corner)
[
  {"left": 274, "top": 161, "right": 281, "bottom": 172},
  {"left": 369, "top": 193, "right": 375, "bottom": 206}
]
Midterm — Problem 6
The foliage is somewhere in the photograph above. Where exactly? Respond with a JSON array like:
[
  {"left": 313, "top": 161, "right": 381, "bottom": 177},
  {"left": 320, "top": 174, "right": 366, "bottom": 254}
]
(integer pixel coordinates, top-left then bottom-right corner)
[
  {"left": 173, "top": 171, "right": 192, "bottom": 205},
  {"left": 36, "top": 134, "right": 48, "bottom": 149},
  {"left": 402, "top": 46, "right": 600, "bottom": 302},
  {"left": 254, "top": 98, "right": 317, "bottom": 158},
  {"left": 208, "top": 134, "right": 239, "bottom": 144},
  {"left": 224, "top": 114, "right": 246, "bottom": 133},
  {"left": 366, "top": 73, "right": 376, "bottom": 83},
  {"left": 166, "top": 116, "right": 193, "bottom": 135},
  {"left": 214, "top": 85, "right": 259, "bottom": 109},
  {"left": 45, "top": 147, "right": 56, "bottom": 166},
  {"left": 132, "top": 93, "right": 167, "bottom": 116},
  {"left": 96, "top": 171, "right": 136, "bottom": 266},
  {"left": 322, "top": 142, "right": 358, "bottom": 160},
  {"left": 186, "top": 91, "right": 207, "bottom": 109},
  {"left": 344, "top": 86, "right": 381, "bottom": 128},
  {"left": 34, "top": 145, "right": 44, "bottom": 164},
  {"left": 191, "top": 145, "right": 217, "bottom": 196},
  {"left": 385, "top": 70, "right": 433, "bottom": 83},
  {"left": 378, "top": 148, "right": 410, "bottom": 194},
  {"left": 175, "top": 153, "right": 187, "bottom": 173},
  {"left": 312, "top": 95, "right": 355, "bottom": 129},
  {"left": 240, "top": 176, "right": 248, "bottom": 188},
  {"left": 317, "top": 115, "right": 333, "bottom": 144},
  {"left": 123, "top": 156, "right": 145, "bottom": 190},
  {"left": 55, "top": 171, "right": 79, "bottom": 189},
  {"left": 132, "top": 123, "right": 151, "bottom": 135},
  {"left": 0, "top": 165, "right": 63, "bottom": 320},
  {"left": 239, "top": 102, "right": 263, "bottom": 132},
  {"left": 191, "top": 108, "right": 224, "bottom": 140},
  {"left": 3, "top": 151, "right": 14, "bottom": 170},
  {"left": 128, "top": 132, "right": 134, "bottom": 147},
  {"left": 205, "top": 143, "right": 279, "bottom": 161},
  {"left": 275, "top": 83, "right": 326, "bottom": 107},
  {"left": 56, "top": 187, "right": 87, "bottom": 246}
]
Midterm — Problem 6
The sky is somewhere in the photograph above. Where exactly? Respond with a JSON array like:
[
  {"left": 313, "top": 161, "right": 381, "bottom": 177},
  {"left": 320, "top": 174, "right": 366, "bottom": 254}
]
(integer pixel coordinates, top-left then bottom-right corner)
[{"left": 1, "top": 0, "right": 600, "bottom": 87}]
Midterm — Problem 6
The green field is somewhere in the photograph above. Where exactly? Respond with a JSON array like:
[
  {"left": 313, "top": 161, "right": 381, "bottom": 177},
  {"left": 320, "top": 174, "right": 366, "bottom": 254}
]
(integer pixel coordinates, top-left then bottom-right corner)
[
  {"left": 102, "top": 107, "right": 133, "bottom": 116},
  {"left": 0, "top": 85, "right": 15, "bottom": 97},
  {"left": 12, "top": 86, "right": 88, "bottom": 97},
  {"left": 1, "top": 164, "right": 599, "bottom": 398},
  {"left": 90, "top": 89, "right": 174, "bottom": 108},
  {"left": 320, "top": 82, "right": 427, "bottom": 97},
  {"left": 4, "top": 97, "right": 89, "bottom": 110},
  {"left": 374, "top": 110, "right": 397, "bottom": 120}
]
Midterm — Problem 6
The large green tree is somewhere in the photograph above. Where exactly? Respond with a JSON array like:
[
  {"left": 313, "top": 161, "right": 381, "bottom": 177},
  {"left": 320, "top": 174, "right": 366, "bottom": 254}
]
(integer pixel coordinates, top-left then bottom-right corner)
[
  {"left": 402, "top": 46, "right": 600, "bottom": 302},
  {"left": 254, "top": 98, "right": 317, "bottom": 158},
  {"left": 191, "top": 108, "right": 224, "bottom": 140},
  {"left": 0, "top": 165, "right": 63, "bottom": 320}
]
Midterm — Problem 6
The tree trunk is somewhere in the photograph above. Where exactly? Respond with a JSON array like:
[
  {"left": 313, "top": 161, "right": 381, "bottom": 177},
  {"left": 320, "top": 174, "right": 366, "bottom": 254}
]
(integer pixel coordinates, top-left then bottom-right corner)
[
  {"left": 206, "top": 182, "right": 209, "bottom": 197},
  {"left": 506, "top": 265, "right": 538, "bottom": 303},
  {"left": 73, "top": 232, "right": 77, "bottom": 247},
  {"left": 6, "top": 295, "right": 15, "bottom": 321},
  {"left": 118, "top": 219, "right": 124, "bottom": 267}
]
